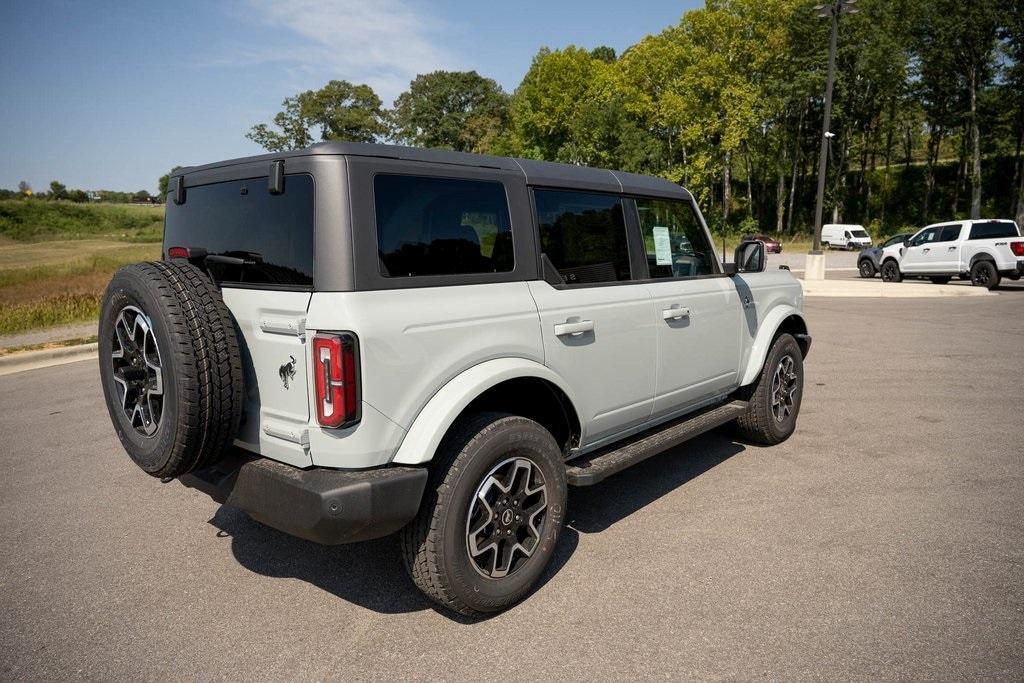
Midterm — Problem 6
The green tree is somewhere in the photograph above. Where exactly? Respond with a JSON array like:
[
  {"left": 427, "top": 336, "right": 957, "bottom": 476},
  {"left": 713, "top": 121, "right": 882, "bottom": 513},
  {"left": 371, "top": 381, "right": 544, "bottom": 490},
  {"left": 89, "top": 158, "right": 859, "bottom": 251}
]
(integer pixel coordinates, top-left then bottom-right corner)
[
  {"left": 247, "top": 80, "right": 387, "bottom": 151},
  {"left": 49, "top": 180, "right": 67, "bottom": 200},
  {"left": 389, "top": 71, "right": 509, "bottom": 153}
]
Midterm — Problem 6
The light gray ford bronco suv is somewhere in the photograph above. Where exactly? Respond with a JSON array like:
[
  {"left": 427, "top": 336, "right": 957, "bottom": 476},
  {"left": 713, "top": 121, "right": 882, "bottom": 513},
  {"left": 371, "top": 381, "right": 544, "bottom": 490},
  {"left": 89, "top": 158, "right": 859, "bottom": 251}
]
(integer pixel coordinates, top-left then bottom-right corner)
[{"left": 99, "top": 142, "right": 810, "bottom": 616}]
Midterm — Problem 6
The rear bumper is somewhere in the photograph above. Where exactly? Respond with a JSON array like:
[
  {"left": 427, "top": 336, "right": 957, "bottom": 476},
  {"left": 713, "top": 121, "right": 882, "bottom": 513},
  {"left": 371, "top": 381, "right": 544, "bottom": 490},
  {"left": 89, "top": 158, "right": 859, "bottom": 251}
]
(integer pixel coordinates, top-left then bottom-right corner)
[{"left": 179, "top": 452, "right": 428, "bottom": 544}]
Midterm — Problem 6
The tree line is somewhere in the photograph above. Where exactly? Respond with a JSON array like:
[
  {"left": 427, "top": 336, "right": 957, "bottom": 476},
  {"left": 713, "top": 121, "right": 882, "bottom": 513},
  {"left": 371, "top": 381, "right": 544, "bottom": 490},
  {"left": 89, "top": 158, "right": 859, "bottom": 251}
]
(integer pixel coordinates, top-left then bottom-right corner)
[
  {"left": 0, "top": 180, "right": 157, "bottom": 204},
  {"left": 247, "top": 0, "right": 1023, "bottom": 237}
]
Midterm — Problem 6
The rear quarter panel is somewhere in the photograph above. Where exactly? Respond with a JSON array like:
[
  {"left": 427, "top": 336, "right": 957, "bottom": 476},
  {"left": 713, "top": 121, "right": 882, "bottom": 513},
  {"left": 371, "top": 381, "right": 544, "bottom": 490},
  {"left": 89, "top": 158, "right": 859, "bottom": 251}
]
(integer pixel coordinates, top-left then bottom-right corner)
[{"left": 306, "top": 281, "right": 544, "bottom": 439}]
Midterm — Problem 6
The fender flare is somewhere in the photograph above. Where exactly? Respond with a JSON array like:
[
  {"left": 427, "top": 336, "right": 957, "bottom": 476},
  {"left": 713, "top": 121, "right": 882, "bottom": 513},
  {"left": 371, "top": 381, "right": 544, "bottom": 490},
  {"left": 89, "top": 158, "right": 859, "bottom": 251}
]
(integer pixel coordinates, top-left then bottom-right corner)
[
  {"left": 738, "top": 304, "right": 807, "bottom": 387},
  {"left": 969, "top": 250, "right": 997, "bottom": 267},
  {"left": 391, "top": 357, "right": 579, "bottom": 465}
]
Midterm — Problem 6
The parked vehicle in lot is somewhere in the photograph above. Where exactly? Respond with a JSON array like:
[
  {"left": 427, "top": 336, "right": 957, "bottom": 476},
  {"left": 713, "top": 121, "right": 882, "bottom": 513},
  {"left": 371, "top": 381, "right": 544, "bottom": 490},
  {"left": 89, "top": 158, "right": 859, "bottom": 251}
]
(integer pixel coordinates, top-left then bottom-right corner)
[
  {"left": 858, "top": 233, "right": 914, "bottom": 278},
  {"left": 741, "top": 233, "right": 782, "bottom": 253},
  {"left": 98, "top": 142, "right": 810, "bottom": 616},
  {"left": 822, "top": 223, "right": 872, "bottom": 250},
  {"left": 880, "top": 219, "right": 1023, "bottom": 289}
]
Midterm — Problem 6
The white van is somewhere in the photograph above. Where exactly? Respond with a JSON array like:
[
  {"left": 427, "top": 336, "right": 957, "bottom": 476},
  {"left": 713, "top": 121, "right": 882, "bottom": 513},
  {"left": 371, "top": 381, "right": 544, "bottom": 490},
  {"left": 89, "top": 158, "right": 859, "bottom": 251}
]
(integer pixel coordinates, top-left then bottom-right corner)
[{"left": 822, "top": 224, "right": 872, "bottom": 250}]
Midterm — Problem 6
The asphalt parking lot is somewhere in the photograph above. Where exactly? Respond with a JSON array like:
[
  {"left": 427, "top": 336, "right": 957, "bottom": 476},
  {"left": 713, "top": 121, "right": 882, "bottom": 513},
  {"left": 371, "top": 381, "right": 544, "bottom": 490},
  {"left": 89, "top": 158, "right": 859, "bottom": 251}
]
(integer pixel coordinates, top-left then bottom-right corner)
[{"left": 2, "top": 291, "right": 1023, "bottom": 680}]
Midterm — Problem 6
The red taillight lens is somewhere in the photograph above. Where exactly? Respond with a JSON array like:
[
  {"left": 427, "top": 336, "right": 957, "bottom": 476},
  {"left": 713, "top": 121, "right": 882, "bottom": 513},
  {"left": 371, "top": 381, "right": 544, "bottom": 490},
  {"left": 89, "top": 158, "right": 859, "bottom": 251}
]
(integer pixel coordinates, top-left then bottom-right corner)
[
  {"left": 1010, "top": 241, "right": 1024, "bottom": 256},
  {"left": 167, "top": 246, "right": 189, "bottom": 259},
  {"left": 312, "top": 333, "right": 360, "bottom": 428}
]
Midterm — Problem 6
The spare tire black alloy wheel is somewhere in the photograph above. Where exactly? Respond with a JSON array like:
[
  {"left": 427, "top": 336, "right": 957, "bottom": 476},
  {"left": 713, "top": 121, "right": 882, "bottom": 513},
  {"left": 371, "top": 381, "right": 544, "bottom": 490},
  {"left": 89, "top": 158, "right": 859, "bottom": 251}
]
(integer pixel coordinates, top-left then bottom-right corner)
[
  {"left": 111, "top": 305, "right": 164, "bottom": 436},
  {"left": 99, "top": 261, "right": 243, "bottom": 479}
]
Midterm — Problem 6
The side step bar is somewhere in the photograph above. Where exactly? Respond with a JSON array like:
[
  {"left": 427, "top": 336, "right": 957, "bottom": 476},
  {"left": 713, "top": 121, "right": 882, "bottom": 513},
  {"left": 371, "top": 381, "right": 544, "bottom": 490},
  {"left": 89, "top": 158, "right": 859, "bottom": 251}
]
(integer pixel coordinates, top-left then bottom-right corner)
[{"left": 565, "top": 400, "right": 749, "bottom": 487}]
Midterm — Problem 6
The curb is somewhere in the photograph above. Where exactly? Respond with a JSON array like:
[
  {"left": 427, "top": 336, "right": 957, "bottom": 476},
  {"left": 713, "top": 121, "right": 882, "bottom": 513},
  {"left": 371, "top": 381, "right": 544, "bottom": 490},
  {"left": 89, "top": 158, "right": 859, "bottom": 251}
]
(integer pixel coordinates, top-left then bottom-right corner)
[
  {"left": 799, "top": 279, "right": 994, "bottom": 298},
  {"left": 0, "top": 343, "right": 99, "bottom": 377}
]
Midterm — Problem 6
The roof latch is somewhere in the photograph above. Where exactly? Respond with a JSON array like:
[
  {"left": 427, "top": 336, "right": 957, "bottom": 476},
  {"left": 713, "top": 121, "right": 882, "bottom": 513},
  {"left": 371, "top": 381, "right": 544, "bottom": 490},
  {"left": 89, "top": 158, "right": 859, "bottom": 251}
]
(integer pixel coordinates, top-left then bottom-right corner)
[{"left": 268, "top": 160, "right": 284, "bottom": 194}]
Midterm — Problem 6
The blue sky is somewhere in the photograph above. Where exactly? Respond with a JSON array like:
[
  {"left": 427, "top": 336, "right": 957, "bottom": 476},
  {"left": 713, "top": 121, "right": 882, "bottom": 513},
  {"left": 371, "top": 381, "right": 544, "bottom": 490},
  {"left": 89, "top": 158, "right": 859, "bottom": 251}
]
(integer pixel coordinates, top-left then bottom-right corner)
[{"left": 0, "top": 0, "right": 702, "bottom": 193}]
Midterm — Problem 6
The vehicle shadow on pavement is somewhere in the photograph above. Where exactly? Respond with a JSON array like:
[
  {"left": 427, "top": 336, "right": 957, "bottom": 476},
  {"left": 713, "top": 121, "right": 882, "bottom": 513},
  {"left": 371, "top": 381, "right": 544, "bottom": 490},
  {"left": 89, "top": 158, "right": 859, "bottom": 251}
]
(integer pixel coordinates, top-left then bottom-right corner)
[
  {"left": 205, "top": 427, "right": 742, "bottom": 621},
  {"left": 567, "top": 428, "right": 746, "bottom": 535},
  {"left": 207, "top": 493, "right": 580, "bottom": 622}
]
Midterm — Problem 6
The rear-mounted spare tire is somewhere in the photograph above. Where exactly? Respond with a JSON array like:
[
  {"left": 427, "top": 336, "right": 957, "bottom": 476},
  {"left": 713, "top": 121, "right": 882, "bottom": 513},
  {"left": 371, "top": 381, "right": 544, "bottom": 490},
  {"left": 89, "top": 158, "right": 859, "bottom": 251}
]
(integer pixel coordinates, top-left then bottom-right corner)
[{"left": 98, "top": 261, "right": 244, "bottom": 479}]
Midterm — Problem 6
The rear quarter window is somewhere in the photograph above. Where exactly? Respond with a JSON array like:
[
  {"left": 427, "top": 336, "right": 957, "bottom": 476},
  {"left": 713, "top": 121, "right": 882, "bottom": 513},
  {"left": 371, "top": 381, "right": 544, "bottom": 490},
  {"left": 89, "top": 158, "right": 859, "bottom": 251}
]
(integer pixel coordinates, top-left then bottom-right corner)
[
  {"left": 163, "top": 174, "right": 314, "bottom": 287},
  {"left": 968, "top": 221, "right": 1020, "bottom": 240},
  {"left": 374, "top": 174, "right": 513, "bottom": 278}
]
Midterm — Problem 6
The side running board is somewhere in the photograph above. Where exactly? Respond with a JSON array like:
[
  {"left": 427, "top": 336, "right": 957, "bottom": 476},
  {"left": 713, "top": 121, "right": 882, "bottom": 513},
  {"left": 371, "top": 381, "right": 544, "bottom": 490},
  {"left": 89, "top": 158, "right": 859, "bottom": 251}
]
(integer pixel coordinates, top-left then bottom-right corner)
[{"left": 565, "top": 400, "right": 749, "bottom": 487}]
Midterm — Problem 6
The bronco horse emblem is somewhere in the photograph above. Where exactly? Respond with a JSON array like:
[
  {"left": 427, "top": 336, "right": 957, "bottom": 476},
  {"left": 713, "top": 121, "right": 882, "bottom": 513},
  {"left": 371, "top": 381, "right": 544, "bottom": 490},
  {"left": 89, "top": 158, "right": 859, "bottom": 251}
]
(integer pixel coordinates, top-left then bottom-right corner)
[{"left": 279, "top": 355, "right": 296, "bottom": 389}]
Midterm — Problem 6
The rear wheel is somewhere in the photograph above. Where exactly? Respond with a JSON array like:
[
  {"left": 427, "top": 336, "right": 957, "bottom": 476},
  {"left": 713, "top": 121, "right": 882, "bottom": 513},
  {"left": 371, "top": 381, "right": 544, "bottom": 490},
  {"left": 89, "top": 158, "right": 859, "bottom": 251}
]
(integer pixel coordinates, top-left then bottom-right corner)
[
  {"left": 858, "top": 259, "right": 876, "bottom": 278},
  {"left": 99, "top": 261, "right": 243, "bottom": 479},
  {"left": 970, "top": 260, "right": 1000, "bottom": 290},
  {"left": 401, "top": 413, "right": 566, "bottom": 617},
  {"left": 735, "top": 334, "right": 804, "bottom": 445},
  {"left": 881, "top": 260, "right": 902, "bottom": 283}
]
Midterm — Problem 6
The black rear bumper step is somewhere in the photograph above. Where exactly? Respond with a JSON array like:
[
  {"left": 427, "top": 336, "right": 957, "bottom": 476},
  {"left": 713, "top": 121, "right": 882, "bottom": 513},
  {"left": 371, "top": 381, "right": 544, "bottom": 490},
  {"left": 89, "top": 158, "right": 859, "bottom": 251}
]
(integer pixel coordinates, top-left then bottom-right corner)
[
  {"left": 565, "top": 400, "right": 749, "bottom": 487},
  {"left": 179, "top": 451, "right": 428, "bottom": 545}
]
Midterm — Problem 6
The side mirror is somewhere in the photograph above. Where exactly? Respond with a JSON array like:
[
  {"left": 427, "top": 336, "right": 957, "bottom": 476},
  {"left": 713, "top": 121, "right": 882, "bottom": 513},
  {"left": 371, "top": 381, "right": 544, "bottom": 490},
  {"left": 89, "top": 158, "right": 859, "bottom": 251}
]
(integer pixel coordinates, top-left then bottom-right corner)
[{"left": 732, "top": 240, "right": 766, "bottom": 275}]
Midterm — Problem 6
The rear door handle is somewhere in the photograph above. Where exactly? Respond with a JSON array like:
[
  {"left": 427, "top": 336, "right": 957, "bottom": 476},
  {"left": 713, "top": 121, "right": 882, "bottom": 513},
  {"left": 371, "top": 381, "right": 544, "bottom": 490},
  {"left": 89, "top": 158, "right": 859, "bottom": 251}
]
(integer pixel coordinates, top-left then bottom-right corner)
[
  {"left": 554, "top": 319, "right": 594, "bottom": 337},
  {"left": 923, "top": 248, "right": 930, "bottom": 253},
  {"left": 948, "top": 246, "right": 956, "bottom": 251},
  {"left": 662, "top": 306, "right": 691, "bottom": 321}
]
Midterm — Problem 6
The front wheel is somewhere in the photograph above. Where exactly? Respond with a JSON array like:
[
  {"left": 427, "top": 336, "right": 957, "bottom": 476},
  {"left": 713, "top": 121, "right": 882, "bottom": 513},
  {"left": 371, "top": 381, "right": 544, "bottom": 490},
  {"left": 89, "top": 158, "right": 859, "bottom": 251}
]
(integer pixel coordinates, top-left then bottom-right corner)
[
  {"left": 735, "top": 333, "right": 804, "bottom": 445},
  {"left": 858, "top": 259, "right": 876, "bottom": 278},
  {"left": 881, "top": 260, "right": 902, "bottom": 283},
  {"left": 401, "top": 413, "right": 567, "bottom": 617},
  {"left": 970, "top": 261, "right": 1000, "bottom": 290}
]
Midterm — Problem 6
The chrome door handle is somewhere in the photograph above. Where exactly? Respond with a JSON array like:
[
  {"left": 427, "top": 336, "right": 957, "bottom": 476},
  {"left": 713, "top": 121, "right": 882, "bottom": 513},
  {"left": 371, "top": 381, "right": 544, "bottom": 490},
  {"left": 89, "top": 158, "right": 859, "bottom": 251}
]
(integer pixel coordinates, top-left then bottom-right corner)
[
  {"left": 662, "top": 306, "right": 691, "bottom": 321},
  {"left": 554, "top": 319, "right": 594, "bottom": 337}
]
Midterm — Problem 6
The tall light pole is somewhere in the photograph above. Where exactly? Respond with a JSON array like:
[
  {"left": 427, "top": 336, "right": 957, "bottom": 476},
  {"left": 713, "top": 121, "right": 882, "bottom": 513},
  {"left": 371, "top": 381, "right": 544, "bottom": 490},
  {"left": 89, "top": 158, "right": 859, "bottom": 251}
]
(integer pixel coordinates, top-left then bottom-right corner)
[{"left": 806, "top": 0, "right": 858, "bottom": 280}]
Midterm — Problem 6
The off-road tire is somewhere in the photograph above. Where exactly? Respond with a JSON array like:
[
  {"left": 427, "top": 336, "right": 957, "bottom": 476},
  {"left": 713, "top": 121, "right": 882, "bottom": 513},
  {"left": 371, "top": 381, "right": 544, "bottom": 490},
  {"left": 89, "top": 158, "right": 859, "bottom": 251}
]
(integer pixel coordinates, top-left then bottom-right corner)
[
  {"left": 881, "top": 260, "right": 902, "bottom": 283},
  {"left": 929, "top": 276, "right": 951, "bottom": 285},
  {"left": 734, "top": 333, "right": 803, "bottom": 445},
  {"left": 98, "top": 261, "right": 243, "bottom": 478},
  {"left": 858, "top": 259, "right": 876, "bottom": 278},
  {"left": 400, "top": 412, "right": 567, "bottom": 617},
  {"left": 970, "top": 260, "right": 1000, "bottom": 290}
]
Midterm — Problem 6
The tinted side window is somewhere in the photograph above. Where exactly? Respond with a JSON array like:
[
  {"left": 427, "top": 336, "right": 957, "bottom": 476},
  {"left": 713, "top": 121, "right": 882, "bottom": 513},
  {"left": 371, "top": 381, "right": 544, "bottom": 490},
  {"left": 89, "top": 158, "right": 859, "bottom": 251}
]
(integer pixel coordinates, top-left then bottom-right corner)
[
  {"left": 375, "top": 175, "right": 513, "bottom": 278},
  {"left": 937, "top": 225, "right": 962, "bottom": 242},
  {"left": 163, "top": 174, "right": 314, "bottom": 287},
  {"left": 535, "top": 190, "right": 630, "bottom": 284},
  {"left": 910, "top": 228, "right": 938, "bottom": 246},
  {"left": 969, "top": 221, "right": 1020, "bottom": 240},
  {"left": 636, "top": 197, "right": 717, "bottom": 278}
]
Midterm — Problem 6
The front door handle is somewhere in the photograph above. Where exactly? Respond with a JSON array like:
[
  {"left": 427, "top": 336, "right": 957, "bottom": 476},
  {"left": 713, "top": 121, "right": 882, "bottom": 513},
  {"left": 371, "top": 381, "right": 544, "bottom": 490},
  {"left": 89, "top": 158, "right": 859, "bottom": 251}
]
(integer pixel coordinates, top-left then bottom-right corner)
[
  {"left": 922, "top": 248, "right": 930, "bottom": 253},
  {"left": 554, "top": 319, "right": 594, "bottom": 337},
  {"left": 948, "top": 246, "right": 956, "bottom": 251},
  {"left": 662, "top": 306, "right": 691, "bottom": 321}
]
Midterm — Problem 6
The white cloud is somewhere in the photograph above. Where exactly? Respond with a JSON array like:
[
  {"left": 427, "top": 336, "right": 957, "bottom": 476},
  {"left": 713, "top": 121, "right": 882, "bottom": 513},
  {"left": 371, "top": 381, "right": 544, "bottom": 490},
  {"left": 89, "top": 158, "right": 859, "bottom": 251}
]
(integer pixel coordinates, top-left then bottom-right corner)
[{"left": 222, "top": 0, "right": 460, "bottom": 103}]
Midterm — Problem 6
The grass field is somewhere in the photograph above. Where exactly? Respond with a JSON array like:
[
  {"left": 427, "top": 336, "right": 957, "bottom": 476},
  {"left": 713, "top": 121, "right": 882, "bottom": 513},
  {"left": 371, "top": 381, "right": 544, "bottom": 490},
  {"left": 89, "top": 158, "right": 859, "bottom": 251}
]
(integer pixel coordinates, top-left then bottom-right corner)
[
  {"left": 0, "top": 201, "right": 163, "bottom": 340},
  {"left": 0, "top": 200, "right": 163, "bottom": 242}
]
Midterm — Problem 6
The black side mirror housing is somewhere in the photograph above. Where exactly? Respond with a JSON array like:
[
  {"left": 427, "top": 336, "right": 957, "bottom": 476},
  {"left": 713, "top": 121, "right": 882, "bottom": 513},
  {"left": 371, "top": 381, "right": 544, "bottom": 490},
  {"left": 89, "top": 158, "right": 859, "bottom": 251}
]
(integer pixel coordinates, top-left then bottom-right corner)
[{"left": 731, "top": 240, "right": 766, "bottom": 275}]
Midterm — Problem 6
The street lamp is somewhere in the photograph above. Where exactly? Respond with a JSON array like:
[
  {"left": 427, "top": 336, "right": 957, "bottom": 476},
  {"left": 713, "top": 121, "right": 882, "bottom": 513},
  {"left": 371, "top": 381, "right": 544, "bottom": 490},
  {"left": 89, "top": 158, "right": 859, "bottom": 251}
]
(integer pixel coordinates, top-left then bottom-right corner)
[{"left": 806, "top": 0, "right": 858, "bottom": 281}]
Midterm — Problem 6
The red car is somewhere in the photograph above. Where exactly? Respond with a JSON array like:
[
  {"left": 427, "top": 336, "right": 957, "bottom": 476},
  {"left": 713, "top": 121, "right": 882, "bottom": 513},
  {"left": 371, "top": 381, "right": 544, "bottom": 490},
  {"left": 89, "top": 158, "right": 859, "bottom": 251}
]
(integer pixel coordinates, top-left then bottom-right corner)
[{"left": 743, "top": 233, "right": 783, "bottom": 253}]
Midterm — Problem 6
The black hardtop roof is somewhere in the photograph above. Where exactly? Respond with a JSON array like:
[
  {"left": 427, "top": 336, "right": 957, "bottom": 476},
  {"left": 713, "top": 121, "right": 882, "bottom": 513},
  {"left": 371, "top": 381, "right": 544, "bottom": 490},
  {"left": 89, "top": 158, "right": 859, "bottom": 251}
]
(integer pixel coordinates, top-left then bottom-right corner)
[{"left": 176, "top": 141, "right": 693, "bottom": 201}]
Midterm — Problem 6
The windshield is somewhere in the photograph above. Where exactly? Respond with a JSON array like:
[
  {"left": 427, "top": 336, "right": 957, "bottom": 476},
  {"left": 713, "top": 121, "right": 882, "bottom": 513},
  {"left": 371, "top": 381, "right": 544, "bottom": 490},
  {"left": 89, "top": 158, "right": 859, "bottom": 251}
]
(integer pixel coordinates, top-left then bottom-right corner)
[
  {"left": 851, "top": 230, "right": 869, "bottom": 238},
  {"left": 882, "top": 235, "right": 907, "bottom": 248}
]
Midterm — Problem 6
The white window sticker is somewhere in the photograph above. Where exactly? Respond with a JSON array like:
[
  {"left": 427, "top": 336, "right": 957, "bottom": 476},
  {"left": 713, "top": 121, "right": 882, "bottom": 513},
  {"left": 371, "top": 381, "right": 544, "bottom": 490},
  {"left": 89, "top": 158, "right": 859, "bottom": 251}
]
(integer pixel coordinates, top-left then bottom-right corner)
[{"left": 653, "top": 226, "right": 672, "bottom": 266}]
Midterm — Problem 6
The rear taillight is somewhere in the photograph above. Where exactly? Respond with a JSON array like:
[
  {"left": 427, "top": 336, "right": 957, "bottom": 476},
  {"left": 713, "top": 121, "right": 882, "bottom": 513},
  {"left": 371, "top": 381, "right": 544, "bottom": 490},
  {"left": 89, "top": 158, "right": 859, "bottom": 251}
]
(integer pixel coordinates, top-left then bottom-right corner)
[
  {"left": 1010, "top": 241, "right": 1024, "bottom": 256},
  {"left": 312, "top": 333, "right": 360, "bottom": 428}
]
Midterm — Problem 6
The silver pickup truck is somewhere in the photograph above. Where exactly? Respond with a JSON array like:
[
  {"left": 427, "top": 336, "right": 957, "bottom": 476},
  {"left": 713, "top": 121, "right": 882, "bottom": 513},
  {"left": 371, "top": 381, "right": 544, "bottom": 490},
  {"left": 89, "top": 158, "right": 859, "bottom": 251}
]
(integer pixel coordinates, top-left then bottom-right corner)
[{"left": 98, "top": 142, "right": 810, "bottom": 616}]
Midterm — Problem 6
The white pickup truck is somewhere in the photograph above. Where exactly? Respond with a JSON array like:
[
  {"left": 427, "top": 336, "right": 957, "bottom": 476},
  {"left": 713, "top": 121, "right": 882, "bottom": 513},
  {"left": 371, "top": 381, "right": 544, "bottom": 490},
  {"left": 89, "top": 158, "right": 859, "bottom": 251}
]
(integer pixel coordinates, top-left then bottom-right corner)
[{"left": 879, "top": 219, "right": 1024, "bottom": 289}]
